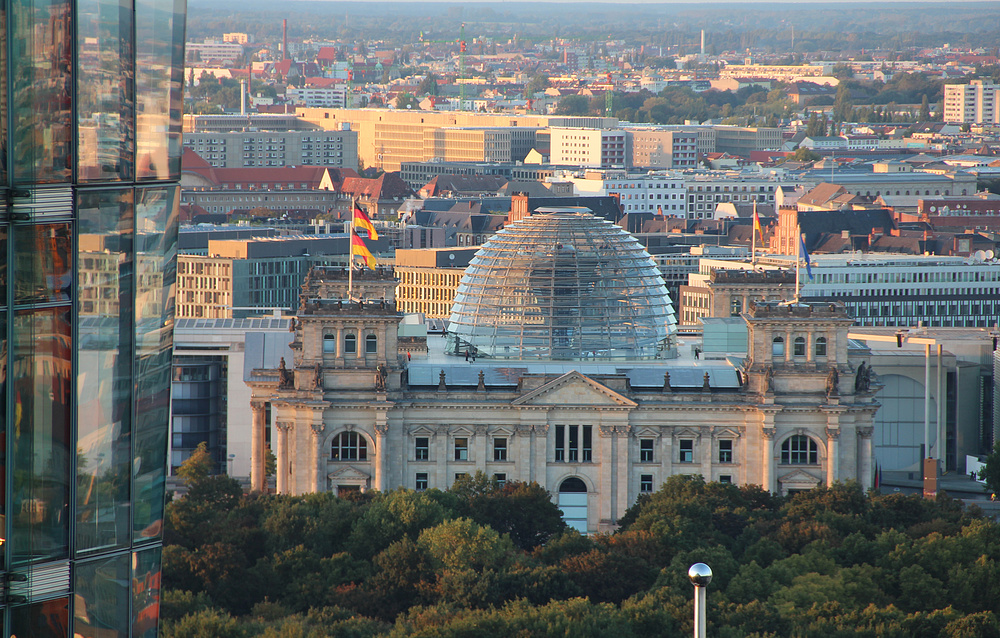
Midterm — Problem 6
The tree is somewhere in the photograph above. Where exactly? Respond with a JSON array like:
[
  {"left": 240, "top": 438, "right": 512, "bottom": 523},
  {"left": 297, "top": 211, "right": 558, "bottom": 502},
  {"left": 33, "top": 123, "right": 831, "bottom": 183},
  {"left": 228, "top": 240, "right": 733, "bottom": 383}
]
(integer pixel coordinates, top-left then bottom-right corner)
[
  {"left": 526, "top": 74, "right": 550, "bottom": 96},
  {"left": 554, "top": 94, "right": 591, "bottom": 116},
  {"left": 177, "top": 442, "right": 213, "bottom": 485},
  {"left": 919, "top": 94, "right": 931, "bottom": 121},
  {"left": 978, "top": 441, "right": 1000, "bottom": 497},
  {"left": 417, "top": 73, "right": 439, "bottom": 96},
  {"left": 450, "top": 472, "right": 566, "bottom": 550},
  {"left": 832, "top": 85, "right": 853, "bottom": 123}
]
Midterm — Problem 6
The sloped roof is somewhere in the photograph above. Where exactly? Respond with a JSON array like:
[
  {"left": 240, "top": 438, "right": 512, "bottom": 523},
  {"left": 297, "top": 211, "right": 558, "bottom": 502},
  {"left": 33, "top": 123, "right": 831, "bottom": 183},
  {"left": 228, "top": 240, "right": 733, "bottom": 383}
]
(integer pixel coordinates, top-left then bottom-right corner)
[{"left": 341, "top": 172, "right": 415, "bottom": 200}]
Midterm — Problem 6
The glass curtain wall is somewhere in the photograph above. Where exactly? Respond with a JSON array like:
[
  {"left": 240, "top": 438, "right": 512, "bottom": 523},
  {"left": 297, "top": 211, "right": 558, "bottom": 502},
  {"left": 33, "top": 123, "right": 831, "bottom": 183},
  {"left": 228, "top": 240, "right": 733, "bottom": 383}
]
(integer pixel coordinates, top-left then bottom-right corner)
[{"left": 0, "top": 0, "right": 184, "bottom": 633}]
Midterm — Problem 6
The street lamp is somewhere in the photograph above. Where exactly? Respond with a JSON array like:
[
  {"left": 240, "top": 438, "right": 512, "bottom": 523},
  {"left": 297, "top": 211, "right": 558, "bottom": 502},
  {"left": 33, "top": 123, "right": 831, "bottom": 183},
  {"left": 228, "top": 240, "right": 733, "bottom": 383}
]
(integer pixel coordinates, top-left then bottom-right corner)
[{"left": 688, "top": 562, "right": 712, "bottom": 638}]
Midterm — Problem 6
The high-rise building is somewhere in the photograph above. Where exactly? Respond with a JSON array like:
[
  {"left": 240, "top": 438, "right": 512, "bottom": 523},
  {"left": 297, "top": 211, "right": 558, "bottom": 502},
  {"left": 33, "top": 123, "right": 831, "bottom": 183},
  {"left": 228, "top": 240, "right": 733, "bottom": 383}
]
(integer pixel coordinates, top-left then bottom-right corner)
[
  {"left": 943, "top": 80, "right": 1000, "bottom": 125},
  {"left": 1, "top": 0, "right": 184, "bottom": 634}
]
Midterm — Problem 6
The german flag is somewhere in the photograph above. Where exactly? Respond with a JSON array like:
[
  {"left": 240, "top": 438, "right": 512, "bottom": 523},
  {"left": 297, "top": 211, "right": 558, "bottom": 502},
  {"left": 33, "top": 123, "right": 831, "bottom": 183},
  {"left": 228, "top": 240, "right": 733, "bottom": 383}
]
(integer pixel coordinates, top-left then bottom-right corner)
[
  {"left": 353, "top": 202, "right": 378, "bottom": 240},
  {"left": 351, "top": 230, "right": 376, "bottom": 268}
]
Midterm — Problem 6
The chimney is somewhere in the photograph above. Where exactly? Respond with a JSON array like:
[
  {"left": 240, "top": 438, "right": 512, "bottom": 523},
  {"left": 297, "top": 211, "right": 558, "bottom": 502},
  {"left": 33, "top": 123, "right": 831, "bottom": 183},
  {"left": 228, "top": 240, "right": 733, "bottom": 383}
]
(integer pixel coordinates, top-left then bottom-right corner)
[
  {"left": 510, "top": 193, "right": 530, "bottom": 223},
  {"left": 282, "top": 19, "right": 288, "bottom": 62}
]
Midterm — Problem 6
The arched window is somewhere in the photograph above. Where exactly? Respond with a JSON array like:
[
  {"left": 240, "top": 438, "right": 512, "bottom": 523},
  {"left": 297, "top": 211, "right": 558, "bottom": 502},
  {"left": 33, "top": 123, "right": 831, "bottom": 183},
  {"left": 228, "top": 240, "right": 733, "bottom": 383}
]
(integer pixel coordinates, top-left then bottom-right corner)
[
  {"left": 323, "top": 334, "right": 336, "bottom": 353},
  {"left": 772, "top": 337, "right": 784, "bottom": 356},
  {"left": 344, "top": 333, "right": 357, "bottom": 354},
  {"left": 815, "top": 337, "right": 827, "bottom": 357},
  {"left": 793, "top": 336, "right": 806, "bottom": 356},
  {"left": 331, "top": 432, "right": 367, "bottom": 460},
  {"left": 365, "top": 334, "right": 378, "bottom": 353},
  {"left": 781, "top": 435, "right": 817, "bottom": 465},
  {"left": 558, "top": 477, "right": 588, "bottom": 533}
]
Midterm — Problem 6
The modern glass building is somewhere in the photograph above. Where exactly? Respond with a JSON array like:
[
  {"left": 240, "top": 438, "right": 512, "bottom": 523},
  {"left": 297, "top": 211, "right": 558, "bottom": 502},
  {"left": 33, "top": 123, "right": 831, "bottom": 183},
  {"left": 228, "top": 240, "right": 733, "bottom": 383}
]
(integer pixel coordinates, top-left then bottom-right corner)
[
  {"left": 447, "top": 208, "right": 678, "bottom": 360},
  {"left": 0, "top": 0, "right": 184, "bottom": 634}
]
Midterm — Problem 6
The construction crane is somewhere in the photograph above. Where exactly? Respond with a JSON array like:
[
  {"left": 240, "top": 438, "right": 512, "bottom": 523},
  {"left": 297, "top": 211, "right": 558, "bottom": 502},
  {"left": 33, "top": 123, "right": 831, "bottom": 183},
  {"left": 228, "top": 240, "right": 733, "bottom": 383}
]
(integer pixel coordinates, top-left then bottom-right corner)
[{"left": 459, "top": 23, "right": 467, "bottom": 110}]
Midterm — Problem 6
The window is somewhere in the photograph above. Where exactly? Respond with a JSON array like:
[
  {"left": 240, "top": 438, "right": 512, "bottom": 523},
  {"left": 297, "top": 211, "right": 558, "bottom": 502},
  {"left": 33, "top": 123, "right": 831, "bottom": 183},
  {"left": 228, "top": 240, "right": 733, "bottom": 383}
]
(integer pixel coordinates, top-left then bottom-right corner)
[
  {"left": 494, "top": 473, "right": 506, "bottom": 486},
  {"left": 679, "top": 439, "right": 694, "bottom": 463},
  {"left": 719, "top": 475, "right": 733, "bottom": 484},
  {"left": 640, "top": 474, "right": 654, "bottom": 493},
  {"left": 415, "top": 472, "right": 428, "bottom": 490},
  {"left": 415, "top": 437, "right": 429, "bottom": 461},
  {"left": 640, "top": 439, "right": 654, "bottom": 462},
  {"left": 344, "top": 333, "right": 357, "bottom": 354},
  {"left": 365, "top": 334, "right": 377, "bottom": 353},
  {"left": 323, "top": 334, "right": 336, "bottom": 353},
  {"left": 793, "top": 336, "right": 806, "bottom": 356},
  {"left": 555, "top": 425, "right": 592, "bottom": 462},
  {"left": 730, "top": 297, "right": 742, "bottom": 316},
  {"left": 331, "top": 432, "right": 367, "bottom": 460},
  {"left": 781, "top": 435, "right": 818, "bottom": 465},
  {"left": 454, "top": 437, "right": 469, "bottom": 461},
  {"left": 772, "top": 337, "right": 784, "bottom": 356},
  {"left": 815, "top": 337, "right": 827, "bottom": 357},
  {"left": 493, "top": 437, "right": 508, "bottom": 461},
  {"left": 455, "top": 472, "right": 468, "bottom": 482},
  {"left": 719, "top": 440, "right": 733, "bottom": 463}
]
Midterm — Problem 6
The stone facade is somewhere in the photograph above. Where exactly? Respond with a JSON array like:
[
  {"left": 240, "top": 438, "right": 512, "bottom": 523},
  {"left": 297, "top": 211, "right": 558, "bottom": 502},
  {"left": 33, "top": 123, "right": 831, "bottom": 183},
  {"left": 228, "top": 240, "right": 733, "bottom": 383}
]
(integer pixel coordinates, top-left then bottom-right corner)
[{"left": 247, "top": 268, "right": 880, "bottom": 533}]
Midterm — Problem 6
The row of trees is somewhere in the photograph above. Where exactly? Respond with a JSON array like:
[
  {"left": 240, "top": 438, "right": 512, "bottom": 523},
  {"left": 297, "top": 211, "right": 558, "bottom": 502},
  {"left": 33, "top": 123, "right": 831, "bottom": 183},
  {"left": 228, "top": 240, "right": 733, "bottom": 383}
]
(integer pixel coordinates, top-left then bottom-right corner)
[{"left": 162, "top": 445, "right": 1000, "bottom": 637}]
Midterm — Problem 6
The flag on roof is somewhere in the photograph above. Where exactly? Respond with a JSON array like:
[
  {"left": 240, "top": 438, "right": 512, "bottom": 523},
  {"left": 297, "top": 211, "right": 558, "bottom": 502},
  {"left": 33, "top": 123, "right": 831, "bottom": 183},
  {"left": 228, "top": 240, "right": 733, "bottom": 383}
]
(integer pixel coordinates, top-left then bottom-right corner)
[
  {"left": 351, "top": 230, "right": 376, "bottom": 268},
  {"left": 353, "top": 202, "right": 378, "bottom": 240}
]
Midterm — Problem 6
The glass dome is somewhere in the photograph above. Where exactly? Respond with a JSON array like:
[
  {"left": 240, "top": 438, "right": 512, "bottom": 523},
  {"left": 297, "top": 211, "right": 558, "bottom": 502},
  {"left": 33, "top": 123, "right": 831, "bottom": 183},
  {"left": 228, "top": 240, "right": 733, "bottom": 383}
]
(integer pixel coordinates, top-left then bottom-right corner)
[{"left": 446, "top": 208, "right": 677, "bottom": 360}]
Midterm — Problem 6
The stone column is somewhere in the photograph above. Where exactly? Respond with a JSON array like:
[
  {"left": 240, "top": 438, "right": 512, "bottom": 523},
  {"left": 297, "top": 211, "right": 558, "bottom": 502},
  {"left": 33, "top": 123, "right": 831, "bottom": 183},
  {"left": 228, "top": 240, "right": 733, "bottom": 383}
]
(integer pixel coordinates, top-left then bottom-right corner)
[
  {"left": 335, "top": 327, "right": 343, "bottom": 358},
  {"left": 598, "top": 425, "right": 615, "bottom": 526},
  {"left": 857, "top": 426, "right": 874, "bottom": 488},
  {"left": 275, "top": 422, "right": 292, "bottom": 494},
  {"left": 310, "top": 421, "right": 326, "bottom": 493},
  {"left": 374, "top": 418, "right": 389, "bottom": 491},
  {"left": 825, "top": 427, "right": 840, "bottom": 487},
  {"left": 615, "top": 427, "right": 630, "bottom": 521},
  {"left": 250, "top": 400, "right": 266, "bottom": 492},
  {"left": 533, "top": 424, "right": 549, "bottom": 488},
  {"left": 435, "top": 425, "right": 449, "bottom": 489},
  {"left": 785, "top": 329, "right": 792, "bottom": 363},
  {"left": 515, "top": 425, "right": 531, "bottom": 483},
  {"left": 701, "top": 429, "right": 713, "bottom": 480},
  {"left": 762, "top": 426, "right": 776, "bottom": 493},
  {"left": 475, "top": 425, "right": 488, "bottom": 474}
]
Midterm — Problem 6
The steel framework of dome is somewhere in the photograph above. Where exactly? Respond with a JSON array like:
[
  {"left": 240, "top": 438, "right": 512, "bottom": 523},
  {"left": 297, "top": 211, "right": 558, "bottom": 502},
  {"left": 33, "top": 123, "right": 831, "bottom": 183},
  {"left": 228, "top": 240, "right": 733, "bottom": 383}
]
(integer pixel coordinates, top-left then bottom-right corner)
[{"left": 446, "top": 208, "right": 677, "bottom": 360}]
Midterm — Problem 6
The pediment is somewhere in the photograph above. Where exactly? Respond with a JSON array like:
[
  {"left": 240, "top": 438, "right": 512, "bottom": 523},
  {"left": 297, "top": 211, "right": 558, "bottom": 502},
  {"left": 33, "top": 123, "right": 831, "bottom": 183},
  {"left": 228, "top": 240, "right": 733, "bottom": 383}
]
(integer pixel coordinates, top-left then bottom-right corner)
[
  {"left": 328, "top": 466, "right": 371, "bottom": 481},
  {"left": 778, "top": 468, "right": 821, "bottom": 487},
  {"left": 633, "top": 426, "right": 661, "bottom": 439},
  {"left": 491, "top": 426, "right": 516, "bottom": 437},
  {"left": 713, "top": 426, "right": 742, "bottom": 439},
  {"left": 409, "top": 425, "right": 436, "bottom": 437},
  {"left": 673, "top": 426, "right": 702, "bottom": 440},
  {"left": 512, "top": 371, "right": 637, "bottom": 408}
]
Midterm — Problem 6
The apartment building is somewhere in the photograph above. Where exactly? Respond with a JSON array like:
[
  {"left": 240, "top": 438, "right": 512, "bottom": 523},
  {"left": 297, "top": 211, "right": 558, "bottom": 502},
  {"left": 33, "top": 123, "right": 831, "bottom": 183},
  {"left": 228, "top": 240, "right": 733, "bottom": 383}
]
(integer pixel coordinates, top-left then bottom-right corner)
[
  {"left": 943, "top": 80, "right": 1000, "bottom": 124},
  {"left": 286, "top": 85, "right": 350, "bottom": 109}
]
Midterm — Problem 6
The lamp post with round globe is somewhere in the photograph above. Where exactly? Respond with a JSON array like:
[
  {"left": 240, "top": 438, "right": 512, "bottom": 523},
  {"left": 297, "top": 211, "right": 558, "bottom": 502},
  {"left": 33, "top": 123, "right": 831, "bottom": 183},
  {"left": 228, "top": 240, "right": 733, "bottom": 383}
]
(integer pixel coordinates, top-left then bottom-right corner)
[{"left": 688, "top": 563, "right": 712, "bottom": 638}]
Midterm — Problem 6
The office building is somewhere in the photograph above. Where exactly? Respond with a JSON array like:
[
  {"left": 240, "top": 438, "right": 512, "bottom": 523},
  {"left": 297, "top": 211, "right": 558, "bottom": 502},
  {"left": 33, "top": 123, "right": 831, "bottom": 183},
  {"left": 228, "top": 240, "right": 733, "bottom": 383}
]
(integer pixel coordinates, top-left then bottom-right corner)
[
  {"left": 182, "top": 129, "right": 358, "bottom": 170},
  {"left": 563, "top": 169, "right": 688, "bottom": 216},
  {"left": 246, "top": 211, "right": 880, "bottom": 532},
  {"left": 1, "top": 0, "right": 184, "bottom": 633},
  {"left": 628, "top": 129, "right": 699, "bottom": 169},
  {"left": 295, "top": 107, "right": 616, "bottom": 172},
  {"left": 549, "top": 127, "right": 629, "bottom": 168},
  {"left": 395, "top": 248, "right": 478, "bottom": 319}
]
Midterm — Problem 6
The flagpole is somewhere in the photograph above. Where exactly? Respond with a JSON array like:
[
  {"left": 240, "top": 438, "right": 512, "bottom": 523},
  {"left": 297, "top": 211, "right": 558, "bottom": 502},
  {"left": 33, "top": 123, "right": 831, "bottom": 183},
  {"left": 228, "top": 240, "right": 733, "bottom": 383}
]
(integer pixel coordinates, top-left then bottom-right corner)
[
  {"left": 348, "top": 197, "right": 354, "bottom": 300},
  {"left": 751, "top": 199, "right": 757, "bottom": 267},
  {"left": 795, "top": 224, "right": 801, "bottom": 304}
]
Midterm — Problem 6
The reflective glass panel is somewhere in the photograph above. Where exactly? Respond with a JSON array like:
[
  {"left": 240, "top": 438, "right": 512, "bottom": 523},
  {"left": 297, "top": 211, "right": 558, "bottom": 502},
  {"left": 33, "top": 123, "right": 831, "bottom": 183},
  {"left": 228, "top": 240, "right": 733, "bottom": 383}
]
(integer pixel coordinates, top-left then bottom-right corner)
[
  {"left": 77, "top": 0, "right": 135, "bottom": 181},
  {"left": 133, "top": 187, "right": 178, "bottom": 541},
  {"left": 135, "top": 0, "right": 185, "bottom": 181},
  {"left": 11, "top": 0, "right": 73, "bottom": 183},
  {"left": 0, "top": 312, "right": 6, "bottom": 566},
  {"left": 11, "top": 307, "right": 72, "bottom": 563},
  {"left": 13, "top": 224, "right": 72, "bottom": 304},
  {"left": 74, "top": 554, "right": 131, "bottom": 637},
  {"left": 132, "top": 546, "right": 162, "bottom": 638},
  {"left": 77, "top": 189, "right": 134, "bottom": 552},
  {"left": 10, "top": 596, "right": 70, "bottom": 637},
  {"left": 447, "top": 210, "right": 677, "bottom": 360}
]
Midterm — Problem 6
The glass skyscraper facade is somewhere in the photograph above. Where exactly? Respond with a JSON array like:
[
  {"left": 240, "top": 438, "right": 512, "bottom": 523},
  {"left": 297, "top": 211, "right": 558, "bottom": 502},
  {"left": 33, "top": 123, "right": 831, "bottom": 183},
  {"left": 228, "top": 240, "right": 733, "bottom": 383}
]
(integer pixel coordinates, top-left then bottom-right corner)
[{"left": 0, "top": 0, "right": 184, "bottom": 633}]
